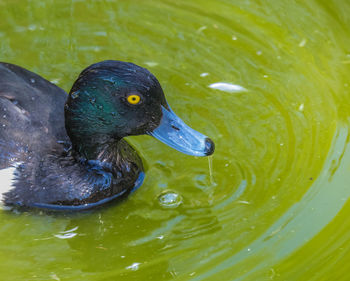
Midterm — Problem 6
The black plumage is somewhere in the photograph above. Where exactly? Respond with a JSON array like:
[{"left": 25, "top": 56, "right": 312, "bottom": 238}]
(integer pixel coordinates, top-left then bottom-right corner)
[{"left": 0, "top": 60, "right": 214, "bottom": 210}]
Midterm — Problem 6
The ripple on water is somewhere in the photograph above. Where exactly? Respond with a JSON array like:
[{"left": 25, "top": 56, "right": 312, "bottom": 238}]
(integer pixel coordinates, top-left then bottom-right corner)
[
  {"left": 1, "top": 1, "right": 350, "bottom": 281},
  {"left": 54, "top": 226, "right": 78, "bottom": 239},
  {"left": 157, "top": 190, "right": 183, "bottom": 208}
]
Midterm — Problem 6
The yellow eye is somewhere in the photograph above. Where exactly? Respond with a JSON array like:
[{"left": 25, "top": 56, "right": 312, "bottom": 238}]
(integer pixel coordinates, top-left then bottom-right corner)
[{"left": 127, "top": 94, "right": 141, "bottom": 105}]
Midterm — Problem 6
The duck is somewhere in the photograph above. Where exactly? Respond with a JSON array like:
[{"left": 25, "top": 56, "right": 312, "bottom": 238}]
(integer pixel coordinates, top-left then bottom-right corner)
[{"left": 0, "top": 60, "right": 214, "bottom": 210}]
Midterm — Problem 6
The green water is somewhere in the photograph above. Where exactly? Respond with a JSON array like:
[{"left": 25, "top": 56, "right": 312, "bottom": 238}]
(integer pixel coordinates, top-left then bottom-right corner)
[{"left": 1, "top": 0, "right": 350, "bottom": 280}]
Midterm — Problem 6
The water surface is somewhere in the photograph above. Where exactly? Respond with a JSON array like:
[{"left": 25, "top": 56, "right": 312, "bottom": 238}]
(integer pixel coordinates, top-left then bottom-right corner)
[{"left": 0, "top": 1, "right": 350, "bottom": 280}]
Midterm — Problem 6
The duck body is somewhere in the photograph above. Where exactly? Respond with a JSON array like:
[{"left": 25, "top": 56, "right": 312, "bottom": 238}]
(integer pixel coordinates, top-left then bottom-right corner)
[
  {"left": 0, "top": 62, "right": 144, "bottom": 209},
  {"left": 0, "top": 60, "right": 214, "bottom": 210}
]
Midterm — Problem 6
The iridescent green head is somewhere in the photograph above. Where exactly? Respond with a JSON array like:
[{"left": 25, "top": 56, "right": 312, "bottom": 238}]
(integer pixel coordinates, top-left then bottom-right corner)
[{"left": 65, "top": 60, "right": 214, "bottom": 158}]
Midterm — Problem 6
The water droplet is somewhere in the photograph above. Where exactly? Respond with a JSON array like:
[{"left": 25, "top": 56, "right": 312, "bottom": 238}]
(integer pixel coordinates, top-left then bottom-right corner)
[
  {"left": 200, "top": 72, "right": 209, "bottom": 77},
  {"left": 90, "top": 98, "right": 96, "bottom": 105},
  {"left": 144, "top": 61, "right": 158, "bottom": 67},
  {"left": 126, "top": 263, "right": 141, "bottom": 271},
  {"left": 30, "top": 78, "right": 36, "bottom": 83},
  {"left": 71, "top": 92, "right": 79, "bottom": 99},
  {"left": 299, "top": 38, "right": 307, "bottom": 47},
  {"left": 50, "top": 273, "right": 60, "bottom": 281},
  {"left": 158, "top": 190, "right": 182, "bottom": 208},
  {"left": 28, "top": 24, "right": 37, "bottom": 31},
  {"left": 196, "top": 25, "right": 207, "bottom": 33},
  {"left": 98, "top": 105, "right": 103, "bottom": 110},
  {"left": 208, "top": 156, "right": 216, "bottom": 186},
  {"left": 237, "top": 200, "right": 250, "bottom": 205},
  {"left": 50, "top": 78, "right": 60, "bottom": 84}
]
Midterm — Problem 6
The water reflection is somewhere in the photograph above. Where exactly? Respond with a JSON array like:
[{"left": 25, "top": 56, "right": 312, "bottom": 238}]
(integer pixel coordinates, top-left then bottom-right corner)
[
  {"left": 60, "top": 200, "right": 221, "bottom": 279},
  {"left": 209, "top": 82, "right": 247, "bottom": 93}
]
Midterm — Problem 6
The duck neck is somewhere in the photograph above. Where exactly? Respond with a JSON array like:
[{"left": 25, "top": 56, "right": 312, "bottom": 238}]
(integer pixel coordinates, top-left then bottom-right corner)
[{"left": 70, "top": 134, "right": 121, "bottom": 162}]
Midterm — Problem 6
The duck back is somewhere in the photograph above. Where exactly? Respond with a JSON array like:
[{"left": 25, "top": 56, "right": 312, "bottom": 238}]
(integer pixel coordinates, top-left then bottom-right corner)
[
  {"left": 0, "top": 62, "right": 68, "bottom": 168},
  {"left": 0, "top": 63, "right": 144, "bottom": 209}
]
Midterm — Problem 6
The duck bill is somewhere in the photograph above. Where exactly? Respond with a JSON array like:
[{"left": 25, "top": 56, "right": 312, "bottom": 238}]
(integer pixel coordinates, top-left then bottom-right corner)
[{"left": 148, "top": 106, "right": 214, "bottom": 156}]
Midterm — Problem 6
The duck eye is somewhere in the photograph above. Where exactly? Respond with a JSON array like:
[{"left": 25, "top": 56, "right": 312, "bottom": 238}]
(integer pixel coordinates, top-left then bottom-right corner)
[{"left": 127, "top": 94, "right": 141, "bottom": 105}]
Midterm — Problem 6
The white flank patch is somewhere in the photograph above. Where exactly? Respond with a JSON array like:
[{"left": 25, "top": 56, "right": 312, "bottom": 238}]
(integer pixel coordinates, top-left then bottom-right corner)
[
  {"left": 209, "top": 82, "right": 247, "bottom": 93},
  {"left": 0, "top": 163, "right": 20, "bottom": 202}
]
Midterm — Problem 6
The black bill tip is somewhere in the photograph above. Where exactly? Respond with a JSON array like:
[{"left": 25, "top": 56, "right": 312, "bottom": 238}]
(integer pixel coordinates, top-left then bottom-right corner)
[{"left": 204, "top": 137, "right": 215, "bottom": 156}]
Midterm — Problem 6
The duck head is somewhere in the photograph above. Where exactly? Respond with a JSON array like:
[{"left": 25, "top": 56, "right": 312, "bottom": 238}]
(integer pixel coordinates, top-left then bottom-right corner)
[{"left": 65, "top": 60, "right": 214, "bottom": 158}]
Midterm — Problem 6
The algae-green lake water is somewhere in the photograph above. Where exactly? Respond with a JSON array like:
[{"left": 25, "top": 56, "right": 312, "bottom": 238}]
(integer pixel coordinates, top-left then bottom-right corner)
[{"left": 1, "top": 0, "right": 350, "bottom": 280}]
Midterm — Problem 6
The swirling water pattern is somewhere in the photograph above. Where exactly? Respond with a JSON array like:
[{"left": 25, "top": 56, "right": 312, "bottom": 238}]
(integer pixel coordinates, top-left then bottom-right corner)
[{"left": 0, "top": 1, "right": 350, "bottom": 280}]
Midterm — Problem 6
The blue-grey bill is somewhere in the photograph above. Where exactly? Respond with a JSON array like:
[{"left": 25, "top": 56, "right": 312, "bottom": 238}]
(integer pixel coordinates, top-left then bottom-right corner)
[{"left": 148, "top": 106, "right": 214, "bottom": 156}]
